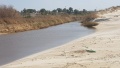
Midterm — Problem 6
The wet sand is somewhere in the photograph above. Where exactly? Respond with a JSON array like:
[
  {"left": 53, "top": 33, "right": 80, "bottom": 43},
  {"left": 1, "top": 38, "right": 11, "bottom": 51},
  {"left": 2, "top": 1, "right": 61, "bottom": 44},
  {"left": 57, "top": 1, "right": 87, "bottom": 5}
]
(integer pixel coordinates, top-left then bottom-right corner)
[{"left": 1, "top": 10, "right": 120, "bottom": 68}]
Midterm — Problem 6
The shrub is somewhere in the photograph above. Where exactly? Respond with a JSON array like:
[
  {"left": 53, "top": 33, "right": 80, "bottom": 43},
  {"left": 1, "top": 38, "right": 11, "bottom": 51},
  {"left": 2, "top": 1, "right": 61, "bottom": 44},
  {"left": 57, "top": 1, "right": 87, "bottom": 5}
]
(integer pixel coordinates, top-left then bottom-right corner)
[
  {"left": 0, "top": 5, "right": 21, "bottom": 18},
  {"left": 0, "top": 5, "right": 21, "bottom": 24},
  {"left": 82, "top": 22, "right": 99, "bottom": 27},
  {"left": 81, "top": 13, "right": 99, "bottom": 27}
]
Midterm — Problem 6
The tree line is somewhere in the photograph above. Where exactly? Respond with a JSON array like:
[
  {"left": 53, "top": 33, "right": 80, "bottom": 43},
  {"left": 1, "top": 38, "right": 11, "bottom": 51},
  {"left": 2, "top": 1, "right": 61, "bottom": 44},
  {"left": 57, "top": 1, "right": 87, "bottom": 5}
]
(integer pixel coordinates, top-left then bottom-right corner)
[{"left": 21, "top": 7, "right": 95, "bottom": 17}]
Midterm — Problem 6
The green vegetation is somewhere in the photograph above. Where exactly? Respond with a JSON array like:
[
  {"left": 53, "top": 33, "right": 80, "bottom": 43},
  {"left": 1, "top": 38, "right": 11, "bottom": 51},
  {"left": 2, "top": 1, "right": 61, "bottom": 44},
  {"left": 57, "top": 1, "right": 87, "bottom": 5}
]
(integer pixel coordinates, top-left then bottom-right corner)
[
  {"left": 86, "top": 49, "right": 96, "bottom": 53},
  {"left": 20, "top": 7, "right": 93, "bottom": 17},
  {"left": 0, "top": 5, "right": 97, "bottom": 33}
]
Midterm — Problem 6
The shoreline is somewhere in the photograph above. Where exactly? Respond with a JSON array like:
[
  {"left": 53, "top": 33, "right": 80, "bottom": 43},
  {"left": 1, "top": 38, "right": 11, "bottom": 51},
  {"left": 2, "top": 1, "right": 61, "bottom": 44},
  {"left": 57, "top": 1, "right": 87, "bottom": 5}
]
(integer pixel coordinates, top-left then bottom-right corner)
[
  {"left": 1, "top": 10, "right": 120, "bottom": 68},
  {"left": 0, "top": 15, "right": 80, "bottom": 33},
  {"left": 0, "top": 33, "right": 7, "bottom": 35}
]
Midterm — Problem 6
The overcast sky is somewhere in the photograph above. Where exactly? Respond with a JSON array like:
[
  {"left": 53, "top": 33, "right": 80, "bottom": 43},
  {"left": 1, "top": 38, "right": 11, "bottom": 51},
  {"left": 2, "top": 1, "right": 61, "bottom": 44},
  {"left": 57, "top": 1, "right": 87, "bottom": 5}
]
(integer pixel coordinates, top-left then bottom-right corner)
[{"left": 0, "top": 0, "right": 120, "bottom": 11}]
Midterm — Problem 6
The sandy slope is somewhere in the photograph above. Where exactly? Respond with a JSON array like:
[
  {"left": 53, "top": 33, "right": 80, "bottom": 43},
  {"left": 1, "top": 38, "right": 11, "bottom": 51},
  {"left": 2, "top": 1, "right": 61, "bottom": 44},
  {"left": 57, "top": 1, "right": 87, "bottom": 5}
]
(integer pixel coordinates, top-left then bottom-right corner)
[{"left": 1, "top": 10, "right": 120, "bottom": 68}]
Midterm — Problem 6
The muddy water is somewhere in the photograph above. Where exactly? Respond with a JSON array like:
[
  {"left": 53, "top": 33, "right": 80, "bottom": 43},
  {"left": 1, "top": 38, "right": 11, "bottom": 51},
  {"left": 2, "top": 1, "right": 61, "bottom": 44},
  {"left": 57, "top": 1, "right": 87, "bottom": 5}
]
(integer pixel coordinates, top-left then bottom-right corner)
[{"left": 0, "top": 21, "right": 95, "bottom": 66}]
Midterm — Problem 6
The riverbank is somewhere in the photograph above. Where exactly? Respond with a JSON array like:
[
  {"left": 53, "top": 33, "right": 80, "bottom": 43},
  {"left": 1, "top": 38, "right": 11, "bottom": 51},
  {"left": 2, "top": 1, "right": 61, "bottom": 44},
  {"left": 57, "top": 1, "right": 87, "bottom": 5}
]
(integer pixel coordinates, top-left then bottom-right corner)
[
  {"left": 0, "top": 15, "right": 81, "bottom": 33},
  {"left": 1, "top": 10, "right": 120, "bottom": 68},
  {"left": 0, "top": 5, "right": 98, "bottom": 34},
  {"left": 0, "top": 5, "right": 86, "bottom": 33}
]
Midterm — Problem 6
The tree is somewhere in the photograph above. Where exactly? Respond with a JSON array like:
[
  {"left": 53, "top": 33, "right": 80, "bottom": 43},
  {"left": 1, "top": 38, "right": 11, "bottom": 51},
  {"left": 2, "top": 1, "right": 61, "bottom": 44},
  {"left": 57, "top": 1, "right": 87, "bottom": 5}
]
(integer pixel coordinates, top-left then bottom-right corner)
[
  {"left": 83, "top": 9, "right": 87, "bottom": 13},
  {"left": 27, "top": 9, "right": 36, "bottom": 13},
  {"left": 74, "top": 9, "right": 79, "bottom": 15},
  {"left": 21, "top": 8, "right": 36, "bottom": 13},
  {"left": 63, "top": 8, "right": 67, "bottom": 13},
  {"left": 57, "top": 8, "right": 62, "bottom": 13},
  {"left": 40, "top": 8, "right": 47, "bottom": 15},
  {"left": 52, "top": 9, "right": 57, "bottom": 15},
  {"left": 22, "top": 8, "right": 27, "bottom": 13},
  {"left": 21, "top": 8, "right": 36, "bottom": 17},
  {"left": 69, "top": 7, "right": 73, "bottom": 14}
]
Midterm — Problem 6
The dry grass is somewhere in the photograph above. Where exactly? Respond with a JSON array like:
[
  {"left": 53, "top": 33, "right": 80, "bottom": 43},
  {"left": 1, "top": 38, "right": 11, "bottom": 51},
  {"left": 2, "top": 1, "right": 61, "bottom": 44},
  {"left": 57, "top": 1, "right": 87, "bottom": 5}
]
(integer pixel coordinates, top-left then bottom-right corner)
[
  {"left": 0, "top": 5, "right": 82, "bottom": 33},
  {"left": 81, "top": 13, "right": 99, "bottom": 27},
  {"left": 0, "top": 8, "right": 81, "bottom": 33},
  {"left": 81, "top": 22, "right": 99, "bottom": 27},
  {"left": 0, "top": 5, "right": 21, "bottom": 18}
]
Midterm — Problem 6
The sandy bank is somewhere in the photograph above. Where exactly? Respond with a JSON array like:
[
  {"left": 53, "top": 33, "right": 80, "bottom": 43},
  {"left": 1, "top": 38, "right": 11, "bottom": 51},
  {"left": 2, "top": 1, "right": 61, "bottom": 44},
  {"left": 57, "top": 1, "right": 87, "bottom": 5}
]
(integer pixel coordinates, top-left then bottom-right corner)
[
  {"left": 0, "top": 33, "right": 7, "bottom": 35},
  {"left": 1, "top": 10, "right": 120, "bottom": 68}
]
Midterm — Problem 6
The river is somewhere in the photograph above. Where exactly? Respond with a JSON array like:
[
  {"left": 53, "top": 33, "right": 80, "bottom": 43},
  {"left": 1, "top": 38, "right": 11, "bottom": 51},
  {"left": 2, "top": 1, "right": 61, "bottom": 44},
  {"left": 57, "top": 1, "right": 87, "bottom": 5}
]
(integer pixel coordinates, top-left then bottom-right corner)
[{"left": 0, "top": 21, "right": 95, "bottom": 66}]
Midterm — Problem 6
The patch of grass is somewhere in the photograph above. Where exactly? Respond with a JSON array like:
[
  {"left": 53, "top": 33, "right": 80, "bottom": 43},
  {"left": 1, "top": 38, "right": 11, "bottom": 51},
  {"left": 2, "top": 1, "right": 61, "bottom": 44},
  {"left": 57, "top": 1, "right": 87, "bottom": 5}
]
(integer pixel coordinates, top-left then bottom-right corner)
[{"left": 86, "top": 49, "right": 96, "bottom": 53}]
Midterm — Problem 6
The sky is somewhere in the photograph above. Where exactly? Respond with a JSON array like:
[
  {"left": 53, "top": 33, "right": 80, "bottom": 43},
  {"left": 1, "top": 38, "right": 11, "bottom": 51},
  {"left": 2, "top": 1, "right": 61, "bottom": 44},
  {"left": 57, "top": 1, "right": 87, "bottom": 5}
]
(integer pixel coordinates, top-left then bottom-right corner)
[{"left": 0, "top": 0, "right": 120, "bottom": 11}]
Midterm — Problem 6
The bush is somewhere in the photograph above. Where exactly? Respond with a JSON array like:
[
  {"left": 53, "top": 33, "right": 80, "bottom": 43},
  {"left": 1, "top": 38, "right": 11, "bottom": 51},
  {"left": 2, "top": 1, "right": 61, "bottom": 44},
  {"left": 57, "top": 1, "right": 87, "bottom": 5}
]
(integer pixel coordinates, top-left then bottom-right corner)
[
  {"left": 82, "top": 22, "right": 99, "bottom": 27},
  {"left": 0, "top": 5, "right": 21, "bottom": 18},
  {"left": 0, "top": 5, "right": 22, "bottom": 24},
  {"left": 81, "top": 13, "right": 98, "bottom": 27}
]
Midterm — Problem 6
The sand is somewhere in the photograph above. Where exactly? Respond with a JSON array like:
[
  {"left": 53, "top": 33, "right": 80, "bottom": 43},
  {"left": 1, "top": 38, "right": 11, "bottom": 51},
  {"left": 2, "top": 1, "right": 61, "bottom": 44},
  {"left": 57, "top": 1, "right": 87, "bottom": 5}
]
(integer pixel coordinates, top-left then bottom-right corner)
[
  {"left": 1, "top": 10, "right": 120, "bottom": 68},
  {"left": 0, "top": 33, "right": 7, "bottom": 35}
]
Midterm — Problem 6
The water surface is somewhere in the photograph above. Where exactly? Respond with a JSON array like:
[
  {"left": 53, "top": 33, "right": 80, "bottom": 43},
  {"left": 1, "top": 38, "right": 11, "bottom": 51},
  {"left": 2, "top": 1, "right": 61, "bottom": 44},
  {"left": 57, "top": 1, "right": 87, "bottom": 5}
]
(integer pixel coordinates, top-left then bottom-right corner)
[{"left": 0, "top": 21, "right": 95, "bottom": 66}]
